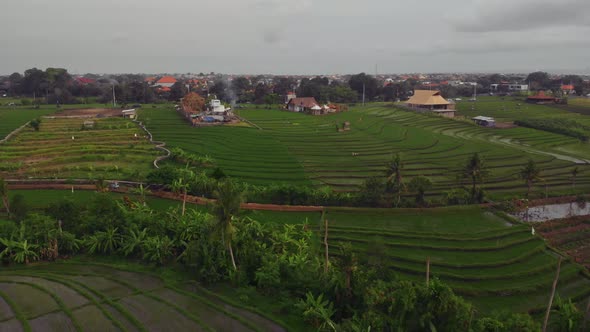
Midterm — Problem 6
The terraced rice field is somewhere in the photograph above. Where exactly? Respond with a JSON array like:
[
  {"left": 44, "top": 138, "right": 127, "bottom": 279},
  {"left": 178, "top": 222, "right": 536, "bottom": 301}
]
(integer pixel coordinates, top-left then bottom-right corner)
[
  {"left": 0, "top": 108, "right": 58, "bottom": 139},
  {"left": 0, "top": 262, "right": 285, "bottom": 332},
  {"left": 0, "top": 117, "right": 159, "bottom": 180},
  {"left": 316, "top": 206, "right": 590, "bottom": 313},
  {"left": 537, "top": 215, "right": 590, "bottom": 270},
  {"left": 141, "top": 104, "right": 590, "bottom": 198}
]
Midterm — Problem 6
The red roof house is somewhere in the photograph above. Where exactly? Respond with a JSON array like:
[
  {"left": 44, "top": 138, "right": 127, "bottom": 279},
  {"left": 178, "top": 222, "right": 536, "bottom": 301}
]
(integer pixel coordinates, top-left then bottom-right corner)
[{"left": 156, "top": 76, "right": 177, "bottom": 87}]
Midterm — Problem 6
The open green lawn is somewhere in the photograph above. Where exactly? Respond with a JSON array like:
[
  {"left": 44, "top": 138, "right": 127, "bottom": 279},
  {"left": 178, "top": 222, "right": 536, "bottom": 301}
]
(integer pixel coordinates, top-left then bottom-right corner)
[
  {"left": 0, "top": 260, "right": 289, "bottom": 332},
  {"left": 0, "top": 108, "right": 58, "bottom": 139},
  {"left": 140, "top": 101, "right": 590, "bottom": 199}
]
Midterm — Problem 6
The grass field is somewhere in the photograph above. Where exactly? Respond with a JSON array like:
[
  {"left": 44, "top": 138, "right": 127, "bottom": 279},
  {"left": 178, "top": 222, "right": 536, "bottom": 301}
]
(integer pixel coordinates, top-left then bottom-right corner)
[
  {"left": 0, "top": 116, "right": 159, "bottom": 180},
  {"left": 0, "top": 260, "right": 289, "bottom": 332},
  {"left": 0, "top": 108, "right": 58, "bottom": 139},
  {"left": 140, "top": 101, "right": 590, "bottom": 198}
]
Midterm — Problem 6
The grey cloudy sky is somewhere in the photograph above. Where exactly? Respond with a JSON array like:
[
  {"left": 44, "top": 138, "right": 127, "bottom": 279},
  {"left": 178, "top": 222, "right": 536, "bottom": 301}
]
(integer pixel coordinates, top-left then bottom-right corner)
[{"left": 1, "top": 0, "right": 589, "bottom": 74}]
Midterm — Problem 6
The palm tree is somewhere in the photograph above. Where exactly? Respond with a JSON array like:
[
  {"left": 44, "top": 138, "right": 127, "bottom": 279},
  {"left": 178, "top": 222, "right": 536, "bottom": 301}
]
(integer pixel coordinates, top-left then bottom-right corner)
[
  {"left": 409, "top": 176, "right": 432, "bottom": 206},
  {"left": 0, "top": 177, "right": 10, "bottom": 217},
  {"left": 172, "top": 178, "right": 190, "bottom": 216},
  {"left": 213, "top": 179, "right": 244, "bottom": 271},
  {"left": 338, "top": 242, "right": 358, "bottom": 295},
  {"left": 571, "top": 167, "right": 579, "bottom": 190},
  {"left": 460, "top": 153, "right": 489, "bottom": 202},
  {"left": 520, "top": 160, "right": 542, "bottom": 198},
  {"left": 384, "top": 154, "right": 405, "bottom": 205},
  {"left": 95, "top": 176, "right": 107, "bottom": 193},
  {"left": 130, "top": 184, "right": 151, "bottom": 206}
]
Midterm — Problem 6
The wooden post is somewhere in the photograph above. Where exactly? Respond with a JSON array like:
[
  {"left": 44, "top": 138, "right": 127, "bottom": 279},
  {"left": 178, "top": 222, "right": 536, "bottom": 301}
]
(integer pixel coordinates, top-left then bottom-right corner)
[
  {"left": 542, "top": 258, "right": 562, "bottom": 332},
  {"left": 324, "top": 218, "right": 329, "bottom": 273},
  {"left": 426, "top": 257, "right": 430, "bottom": 286}
]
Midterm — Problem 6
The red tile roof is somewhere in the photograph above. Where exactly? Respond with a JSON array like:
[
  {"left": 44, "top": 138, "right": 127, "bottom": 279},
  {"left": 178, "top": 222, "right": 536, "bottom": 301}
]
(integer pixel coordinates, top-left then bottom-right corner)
[
  {"left": 157, "top": 76, "right": 177, "bottom": 84},
  {"left": 561, "top": 84, "right": 574, "bottom": 91},
  {"left": 527, "top": 91, "right": 556, "bottom": 100}
]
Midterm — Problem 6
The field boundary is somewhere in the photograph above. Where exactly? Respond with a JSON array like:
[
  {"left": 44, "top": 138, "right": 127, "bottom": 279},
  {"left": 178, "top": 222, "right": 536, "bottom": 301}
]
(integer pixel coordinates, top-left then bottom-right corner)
[
  {"left": 0, "top": 121, "right": 30, "bottom": 144},
  {"left": 133, "top": 118, "right": 170, "bottom": 168}
]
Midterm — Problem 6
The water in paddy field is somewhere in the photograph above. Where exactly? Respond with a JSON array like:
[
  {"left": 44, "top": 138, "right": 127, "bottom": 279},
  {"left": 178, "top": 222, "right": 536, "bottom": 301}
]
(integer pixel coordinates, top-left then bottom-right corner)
[{"left": 513, "top": 202, "right": 590, "bottom": 222}]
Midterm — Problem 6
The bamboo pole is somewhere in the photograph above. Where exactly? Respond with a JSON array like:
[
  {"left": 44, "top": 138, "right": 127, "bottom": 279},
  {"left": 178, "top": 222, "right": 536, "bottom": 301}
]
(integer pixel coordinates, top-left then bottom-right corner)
[{"left": 542, "top": 257, "right": 562, "bottom": 332}]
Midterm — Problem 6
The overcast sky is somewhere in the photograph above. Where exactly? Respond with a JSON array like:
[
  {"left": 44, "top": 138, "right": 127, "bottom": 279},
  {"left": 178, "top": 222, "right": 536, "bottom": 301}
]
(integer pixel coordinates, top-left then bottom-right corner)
[{"left": 1, "top": 0, "right": 589, "bottom": 75}]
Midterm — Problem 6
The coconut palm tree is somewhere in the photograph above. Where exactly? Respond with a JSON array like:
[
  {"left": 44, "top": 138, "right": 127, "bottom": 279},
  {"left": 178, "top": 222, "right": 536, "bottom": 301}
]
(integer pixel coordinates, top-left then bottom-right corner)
[
  {"left": 338, "top": 242, "right": 357, "bottom": 295},
  {"left": 130, "top": 184, "right": 151, "bottom": 206},
  {"left": 409, "top": 176, "right": 432, "bottom": 206},
  {"left": 384, "top": 154, "right": 405, "bottom": 205},
  {"left": 95, "top": 176, "right": 107, "bottom": 193},
  {"left": 571, "top": 167, "right": 579, "bottom": 190},
  {"left": 172, "top": 178, "right": 190, "bottom": 216},
  {"left": 213, "top": 179, "right": 244, "bottom": 271},
  {"left": 520, "top": 160, "right": 542, "bottom": 198},
  {"left": 0, "top": 177, "right": 10, "bottom": 217},
  {"left": 460, "top": 153, "right": 489, "bottom": 203}
]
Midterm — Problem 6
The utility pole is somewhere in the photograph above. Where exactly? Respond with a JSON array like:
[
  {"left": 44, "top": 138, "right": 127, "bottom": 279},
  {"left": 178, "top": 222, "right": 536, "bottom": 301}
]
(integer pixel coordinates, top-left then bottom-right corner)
[
  {"left": 362, "top": 83, "right": 366, "bottom": 107},
  {"left": 112, "top": 84, "right": 116, "bottom": 108}
]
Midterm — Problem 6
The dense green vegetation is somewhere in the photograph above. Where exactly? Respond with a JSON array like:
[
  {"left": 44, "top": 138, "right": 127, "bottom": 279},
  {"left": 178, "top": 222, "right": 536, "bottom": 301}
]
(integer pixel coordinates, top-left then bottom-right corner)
[
  {"left": 1, "top": 188, "right": 588, "bottom": 329},
  {"left": 514, "top": 118, "right": 590, "bottom": 142}
]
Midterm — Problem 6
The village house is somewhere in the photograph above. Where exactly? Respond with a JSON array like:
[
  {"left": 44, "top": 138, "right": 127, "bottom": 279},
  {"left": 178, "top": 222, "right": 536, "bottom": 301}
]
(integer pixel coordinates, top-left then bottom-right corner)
[
  {"left": 561, "top": 84, "right": 575, "bottom": 95},
  {"left": 155, "top": 76, "right": 177, "bottom": 88},
  {"left": 406, "top": 90, "right": 456, "bottom": 118},
  {"left": 287, "top": 97, "right": 321, "bottom": 113}
]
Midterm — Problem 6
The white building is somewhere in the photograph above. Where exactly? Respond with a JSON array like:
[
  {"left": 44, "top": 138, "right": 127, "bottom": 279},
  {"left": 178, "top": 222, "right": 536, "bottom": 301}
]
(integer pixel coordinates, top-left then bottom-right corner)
[
  {"left": 490, "top": 84, "right": 528, "bottom": 92},
  {"left": 210, "top": 100, "right": 226, "bottom": 113}
]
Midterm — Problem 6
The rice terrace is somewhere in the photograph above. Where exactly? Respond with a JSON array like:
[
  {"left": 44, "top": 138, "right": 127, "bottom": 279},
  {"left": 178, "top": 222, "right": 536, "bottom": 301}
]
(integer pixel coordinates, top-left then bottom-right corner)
[{"left": 2, "top": 69, "right": 590, "bottom": 329}]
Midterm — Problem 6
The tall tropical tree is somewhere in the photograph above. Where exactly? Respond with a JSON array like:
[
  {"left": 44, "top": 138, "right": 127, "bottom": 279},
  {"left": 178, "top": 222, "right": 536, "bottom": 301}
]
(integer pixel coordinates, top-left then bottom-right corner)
[
  {"left": 571, "top": 167, "right": 579, "bottom": 190},
  {"left": 172, "top": 178, "right": 190, "bottom": 216},
  {"left": 384, "top": 154, "right": 405, "bottom": 205},
  {"left": 130, "top": 184, "right": 151, "bottom": 206},
  {"left": 0, "top": 177, "right": 10, "bottom": 217},
  {"left": 338, "top": 242, "right": 358, "bottom": 295},
  {"left": 520, "top": 160, "right": 542, "bottom": 197},
  {"left": 213, "top": 179, "right": 244, "bottom": 271},
  {"left": 460, "top": 153, "right": 489, "bottom": 202},
  {"left": 95, "top": 176, "right": 107, "bottom": 193},
  {"left": 409, "top": 176, "right": 432, "bottom": 206}
]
